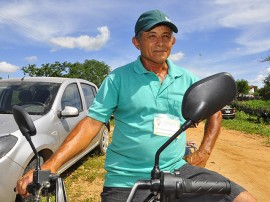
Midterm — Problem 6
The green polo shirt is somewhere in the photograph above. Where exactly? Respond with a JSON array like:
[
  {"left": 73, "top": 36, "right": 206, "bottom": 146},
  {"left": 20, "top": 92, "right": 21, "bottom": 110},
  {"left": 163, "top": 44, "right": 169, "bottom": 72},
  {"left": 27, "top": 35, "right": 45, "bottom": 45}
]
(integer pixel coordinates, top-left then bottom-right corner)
[{"left": 88, "top": 57, "right": 199, "bottom": 188}]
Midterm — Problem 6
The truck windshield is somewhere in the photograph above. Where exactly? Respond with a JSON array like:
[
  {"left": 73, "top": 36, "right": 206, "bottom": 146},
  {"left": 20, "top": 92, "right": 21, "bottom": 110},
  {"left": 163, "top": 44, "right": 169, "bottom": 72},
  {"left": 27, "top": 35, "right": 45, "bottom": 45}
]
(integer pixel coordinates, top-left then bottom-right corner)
[{"left": 0, "top": 82, "right": 60, "bottom": 115}]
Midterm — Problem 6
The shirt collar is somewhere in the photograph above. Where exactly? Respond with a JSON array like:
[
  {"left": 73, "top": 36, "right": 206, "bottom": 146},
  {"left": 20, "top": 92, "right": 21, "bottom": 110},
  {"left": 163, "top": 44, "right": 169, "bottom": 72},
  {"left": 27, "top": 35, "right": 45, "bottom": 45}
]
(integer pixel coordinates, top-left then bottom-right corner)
[{"left": 133, "top": 56, "right": 148, "bottom": 74}]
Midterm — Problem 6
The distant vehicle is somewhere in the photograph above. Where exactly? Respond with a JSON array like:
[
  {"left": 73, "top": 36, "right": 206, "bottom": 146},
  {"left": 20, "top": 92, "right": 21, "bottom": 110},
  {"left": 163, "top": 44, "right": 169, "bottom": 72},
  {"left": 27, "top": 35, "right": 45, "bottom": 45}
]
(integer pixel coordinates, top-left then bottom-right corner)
[
  {"left": 0, "top": 77, "right": 109, "bottom": 202},
  {"left": 221, "top": 105, "right": 236, "bottom": 119}
]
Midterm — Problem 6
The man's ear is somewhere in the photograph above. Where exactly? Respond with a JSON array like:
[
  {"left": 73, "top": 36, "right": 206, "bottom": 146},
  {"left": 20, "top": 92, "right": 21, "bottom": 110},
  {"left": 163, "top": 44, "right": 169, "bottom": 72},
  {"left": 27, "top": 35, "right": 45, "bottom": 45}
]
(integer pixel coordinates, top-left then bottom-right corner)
[
  {"left": 172, "top": 36, "right": 176, "bottom": 45},
  {"left": 132, "top": 37, "right": 140, "bottom": 50}
]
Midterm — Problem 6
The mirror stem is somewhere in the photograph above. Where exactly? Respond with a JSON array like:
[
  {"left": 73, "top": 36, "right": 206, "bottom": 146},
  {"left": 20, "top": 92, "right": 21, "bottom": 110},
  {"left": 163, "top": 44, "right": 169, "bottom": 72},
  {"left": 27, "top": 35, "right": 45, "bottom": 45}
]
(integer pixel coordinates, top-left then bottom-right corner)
[
  {"left": 25, "top": 134, "right": 41, "bottom": 171},
  {"left": 151, "top": 119, "right": 194, "bottom": 179}
]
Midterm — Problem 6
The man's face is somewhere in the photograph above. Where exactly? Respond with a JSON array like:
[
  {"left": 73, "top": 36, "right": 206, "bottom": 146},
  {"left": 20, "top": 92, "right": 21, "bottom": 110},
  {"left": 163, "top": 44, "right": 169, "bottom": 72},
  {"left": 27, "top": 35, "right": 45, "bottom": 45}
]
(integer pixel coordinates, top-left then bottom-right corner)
[{"left": 133, "top": 25, "right": 176, "bottom": 65}]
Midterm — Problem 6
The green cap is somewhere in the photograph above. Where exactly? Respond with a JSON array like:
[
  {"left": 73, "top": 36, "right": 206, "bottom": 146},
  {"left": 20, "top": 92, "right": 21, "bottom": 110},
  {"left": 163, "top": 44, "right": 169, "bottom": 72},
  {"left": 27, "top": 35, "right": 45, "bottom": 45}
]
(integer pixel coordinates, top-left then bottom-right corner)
[{"left": 135, "top": 10, "right": 178, "bottom": 35}]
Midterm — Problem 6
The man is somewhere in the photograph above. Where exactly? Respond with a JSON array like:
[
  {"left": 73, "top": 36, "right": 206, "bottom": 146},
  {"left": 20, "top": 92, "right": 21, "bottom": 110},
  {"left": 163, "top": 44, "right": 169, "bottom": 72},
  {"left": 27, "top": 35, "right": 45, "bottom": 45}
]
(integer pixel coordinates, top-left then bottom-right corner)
[{"left": 17, "top": 10, "right": 256, "bottom": 202}]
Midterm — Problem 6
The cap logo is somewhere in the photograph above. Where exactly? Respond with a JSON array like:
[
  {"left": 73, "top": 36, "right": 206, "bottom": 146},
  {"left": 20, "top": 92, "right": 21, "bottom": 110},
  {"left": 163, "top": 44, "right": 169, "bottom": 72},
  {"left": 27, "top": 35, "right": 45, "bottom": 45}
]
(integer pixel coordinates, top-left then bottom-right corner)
[{"left": 165, "top": 16, "right": 171, "bottom": 22}]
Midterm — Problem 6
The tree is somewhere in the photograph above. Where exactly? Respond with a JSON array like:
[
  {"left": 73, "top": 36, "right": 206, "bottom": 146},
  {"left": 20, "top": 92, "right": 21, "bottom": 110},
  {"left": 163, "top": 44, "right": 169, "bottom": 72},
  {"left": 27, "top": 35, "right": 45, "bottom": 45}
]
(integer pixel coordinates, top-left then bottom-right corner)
[
  {"left": 22, "top": 62, "right": 69, "bottom": 77},
  {"left": 67, "top": 59, "right": 111, "bottom": 87},
  {"left": 236, "top": 79, "right": 249, "bottom": 97},
  {"left": 258, "top": 54, "right": 270, "bottom": 99},
  {"left": 257, "top": 74, "right": 270, "bottom": 100},
  {"left": 22, "top": 60, "right": 111, "bottom": 87},
  {"left": 261, "top": 55, "right": 270, "bottom": 63},
  {"left": 263, "top": 74, "right": 270, "bottom": 87},
  {"left": 258, "top": 86, "right": 270, "bottom": 100}
]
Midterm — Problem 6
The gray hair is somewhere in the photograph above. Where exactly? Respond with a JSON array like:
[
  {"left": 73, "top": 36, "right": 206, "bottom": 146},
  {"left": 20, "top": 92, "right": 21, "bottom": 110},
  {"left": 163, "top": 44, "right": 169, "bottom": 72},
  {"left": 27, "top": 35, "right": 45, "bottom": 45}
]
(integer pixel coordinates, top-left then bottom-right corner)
[{"left": 135, "top": 31, "right": 143, "bottom": 41}]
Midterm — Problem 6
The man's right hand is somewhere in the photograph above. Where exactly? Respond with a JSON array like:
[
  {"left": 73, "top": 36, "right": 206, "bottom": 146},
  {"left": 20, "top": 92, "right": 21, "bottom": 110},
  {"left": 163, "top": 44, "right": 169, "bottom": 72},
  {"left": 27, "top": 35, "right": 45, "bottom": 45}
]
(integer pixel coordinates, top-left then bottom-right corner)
[
  {"left": 15, "top": 117, "right": 103, "bottom": 197},
  {"left": 15, "top": 170, "right": 34, "bottom": 197}
]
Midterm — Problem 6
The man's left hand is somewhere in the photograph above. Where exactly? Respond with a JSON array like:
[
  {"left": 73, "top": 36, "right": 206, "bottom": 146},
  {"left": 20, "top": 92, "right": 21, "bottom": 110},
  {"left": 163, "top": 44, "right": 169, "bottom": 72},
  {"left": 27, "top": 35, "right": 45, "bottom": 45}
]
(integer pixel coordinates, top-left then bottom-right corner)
[{"left": 184, "top": 149, "right": 210, "bottom": 167}]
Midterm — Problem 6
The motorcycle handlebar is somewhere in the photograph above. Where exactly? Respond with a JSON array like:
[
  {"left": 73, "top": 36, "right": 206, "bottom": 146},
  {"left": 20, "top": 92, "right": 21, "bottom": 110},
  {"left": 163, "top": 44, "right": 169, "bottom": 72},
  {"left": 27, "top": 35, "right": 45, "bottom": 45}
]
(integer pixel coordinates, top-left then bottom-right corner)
[{"left": 127, "top": 172, "right": 231, "bottom": 202}]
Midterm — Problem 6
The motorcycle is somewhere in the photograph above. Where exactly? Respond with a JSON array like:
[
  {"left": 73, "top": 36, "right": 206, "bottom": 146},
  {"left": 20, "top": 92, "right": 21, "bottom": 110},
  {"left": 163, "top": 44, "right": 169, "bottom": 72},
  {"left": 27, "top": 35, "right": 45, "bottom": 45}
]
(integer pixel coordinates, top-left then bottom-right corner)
[{"left": 13, "top": 72, "right": 236, "bottom": 202}]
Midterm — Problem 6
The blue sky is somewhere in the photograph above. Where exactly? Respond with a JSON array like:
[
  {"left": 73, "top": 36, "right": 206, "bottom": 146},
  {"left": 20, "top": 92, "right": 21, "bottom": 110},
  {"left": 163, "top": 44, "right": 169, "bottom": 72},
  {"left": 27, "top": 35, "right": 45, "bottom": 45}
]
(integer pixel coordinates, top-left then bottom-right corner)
[{"left": 0, "top": 0, "right": 270, "bottom": 87}]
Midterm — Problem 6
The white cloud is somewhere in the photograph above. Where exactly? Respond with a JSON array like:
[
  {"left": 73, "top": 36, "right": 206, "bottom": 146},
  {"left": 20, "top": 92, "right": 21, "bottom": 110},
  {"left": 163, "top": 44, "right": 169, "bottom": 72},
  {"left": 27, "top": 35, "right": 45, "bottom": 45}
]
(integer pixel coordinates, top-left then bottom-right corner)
[
  {"left": 0, "top": 2, "right": 56, "bottom": 41},
  {"left": 229, "top": 36, "right": 270, "bottom": 57},
  {"left": 217, "top": 1, "right": 270, "bottom": 56},
  {"left": 218, "top": 3, "right": 270, "bottom": 28},
  {"left": 250, "top": 67, "right": 270, "bottom": 87},
  {"left": 251, "top": 74, "right": 265, "bottom": 87},
  {"left": 0, "top": 62, "right": 19, "bottom": 72},
  {"left": 0, "top": 1, "right": 111, "bottom": 43},
  {"left": 49, "top": 26, "right": 110, "bottom": 51},
  {"left": 169, "top": 52, "right": 185, "bottom": 62},
  {"left": 24, "top": 56, "right": 38, "bottom": 63},
  {"left": 178, "top": 0, "right": 270, "bottom": 57}
]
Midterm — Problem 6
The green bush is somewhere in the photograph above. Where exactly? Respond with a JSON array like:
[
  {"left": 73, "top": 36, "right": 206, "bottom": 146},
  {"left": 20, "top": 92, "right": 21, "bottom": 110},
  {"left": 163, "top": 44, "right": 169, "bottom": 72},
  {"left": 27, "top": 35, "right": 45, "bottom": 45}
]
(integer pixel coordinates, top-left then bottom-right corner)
[{"left": 222, "top": 109, "right": 270, "bottom": 145}]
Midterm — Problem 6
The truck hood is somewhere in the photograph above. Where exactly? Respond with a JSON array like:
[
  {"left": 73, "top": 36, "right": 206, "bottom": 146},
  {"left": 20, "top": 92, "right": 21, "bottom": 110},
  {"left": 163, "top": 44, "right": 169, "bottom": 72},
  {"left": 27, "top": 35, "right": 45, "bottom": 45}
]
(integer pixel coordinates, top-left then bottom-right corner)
[{"left": 0, "top": 114, "right": 41, "bottom": 136}]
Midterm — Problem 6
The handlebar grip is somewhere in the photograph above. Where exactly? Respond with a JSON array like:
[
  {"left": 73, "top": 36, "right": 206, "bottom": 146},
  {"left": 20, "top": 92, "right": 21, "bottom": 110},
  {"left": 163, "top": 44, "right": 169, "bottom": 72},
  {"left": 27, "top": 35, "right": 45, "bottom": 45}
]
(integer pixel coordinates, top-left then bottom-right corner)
[
  {"left": 177, "top": 178, "right": 231, "bottom": 195},
  {"left": 161, "top": 172, "right": 231, "bottom": 199}
]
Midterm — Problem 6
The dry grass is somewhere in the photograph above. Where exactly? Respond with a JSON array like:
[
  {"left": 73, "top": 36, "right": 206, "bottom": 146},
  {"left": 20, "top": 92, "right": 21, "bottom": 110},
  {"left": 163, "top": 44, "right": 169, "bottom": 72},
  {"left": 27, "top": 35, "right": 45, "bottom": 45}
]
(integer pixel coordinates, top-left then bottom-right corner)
[
  {"left": 62, "top": 151, "right": 106, "bottom": 201},
  {"left": 62, "top": 124, "right": 114, "bottom": 201}
]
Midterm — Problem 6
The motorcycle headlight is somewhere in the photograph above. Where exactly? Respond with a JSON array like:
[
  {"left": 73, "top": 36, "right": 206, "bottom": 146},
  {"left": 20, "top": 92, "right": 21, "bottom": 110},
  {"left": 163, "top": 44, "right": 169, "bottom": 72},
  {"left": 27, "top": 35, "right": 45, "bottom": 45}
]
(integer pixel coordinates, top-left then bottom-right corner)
[{"left": 0, "top": 135, "right": 18, "bottom": 159}]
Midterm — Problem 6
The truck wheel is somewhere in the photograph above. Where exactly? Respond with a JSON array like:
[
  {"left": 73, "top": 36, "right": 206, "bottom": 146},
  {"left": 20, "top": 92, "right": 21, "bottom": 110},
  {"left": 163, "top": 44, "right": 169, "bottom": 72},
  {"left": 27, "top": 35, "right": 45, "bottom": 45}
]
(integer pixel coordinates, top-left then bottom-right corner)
[{"left": 98, "top": 126, "right": 109, "bottom": 155}]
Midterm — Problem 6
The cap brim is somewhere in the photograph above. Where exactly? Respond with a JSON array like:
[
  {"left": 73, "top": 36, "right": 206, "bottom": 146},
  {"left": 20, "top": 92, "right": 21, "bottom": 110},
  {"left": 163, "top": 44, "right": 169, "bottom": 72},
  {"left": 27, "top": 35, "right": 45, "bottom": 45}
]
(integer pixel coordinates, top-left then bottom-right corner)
[{"left": 144, "top": 21, "right": 178, "bottom": 33}]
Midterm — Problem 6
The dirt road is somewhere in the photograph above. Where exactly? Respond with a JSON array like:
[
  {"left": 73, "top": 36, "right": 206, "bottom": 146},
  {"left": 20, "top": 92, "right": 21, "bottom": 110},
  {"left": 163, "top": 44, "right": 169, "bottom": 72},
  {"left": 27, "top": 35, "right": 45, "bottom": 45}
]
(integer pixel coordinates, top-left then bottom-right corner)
[{"left": 187, "top": 123, "right": 270, "bottom": 202}]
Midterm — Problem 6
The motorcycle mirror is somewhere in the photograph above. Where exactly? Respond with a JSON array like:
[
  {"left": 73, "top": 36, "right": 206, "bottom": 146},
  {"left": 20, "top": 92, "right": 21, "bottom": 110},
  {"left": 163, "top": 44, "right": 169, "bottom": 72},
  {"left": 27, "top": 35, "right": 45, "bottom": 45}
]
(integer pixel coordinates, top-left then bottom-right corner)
[
  {"left": 13, "top": 105, "right": 41, "bottom": 171},
  {"left": 12, "top": 105, "right": 37, "bottom": 137},
  {"left": 182, "top": 72, "right": 237, "bottom": 123},
  {"left": 151, "top": 72, "right": 237, "bottom": 179}
]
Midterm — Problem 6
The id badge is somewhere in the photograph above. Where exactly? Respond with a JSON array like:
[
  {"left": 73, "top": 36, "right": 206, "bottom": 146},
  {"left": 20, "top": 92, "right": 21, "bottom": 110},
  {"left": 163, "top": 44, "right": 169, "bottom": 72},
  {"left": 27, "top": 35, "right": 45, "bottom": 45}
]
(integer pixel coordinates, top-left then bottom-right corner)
[{"left": 153, "top": 114, "right": 180, "bottom": 137}]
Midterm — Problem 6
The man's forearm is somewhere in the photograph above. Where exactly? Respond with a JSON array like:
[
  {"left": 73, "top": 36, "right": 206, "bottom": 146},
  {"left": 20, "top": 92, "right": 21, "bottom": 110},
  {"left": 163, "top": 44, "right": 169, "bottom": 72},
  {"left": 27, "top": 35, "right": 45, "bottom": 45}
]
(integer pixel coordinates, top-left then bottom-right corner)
[
  {"left": 199, "top": 111, "right": 222, "bottom": 154},
  {"left": 41, "top": 116, "right": 104, "bottom": 173}
]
